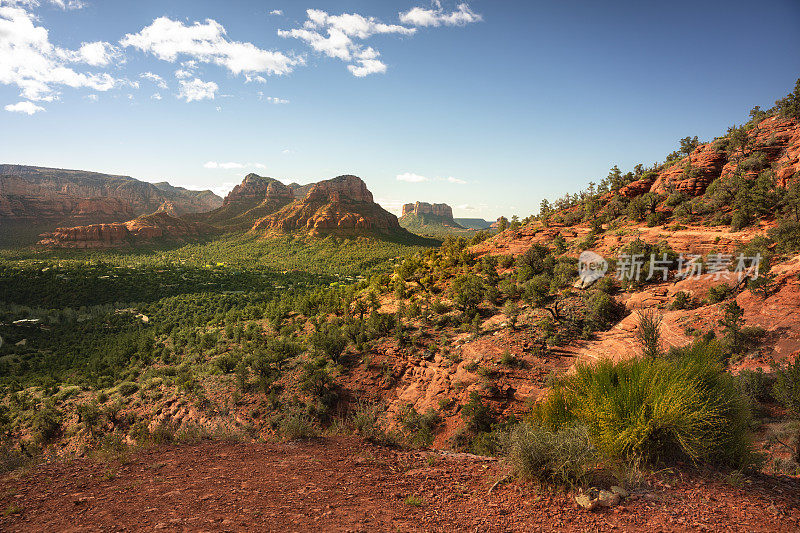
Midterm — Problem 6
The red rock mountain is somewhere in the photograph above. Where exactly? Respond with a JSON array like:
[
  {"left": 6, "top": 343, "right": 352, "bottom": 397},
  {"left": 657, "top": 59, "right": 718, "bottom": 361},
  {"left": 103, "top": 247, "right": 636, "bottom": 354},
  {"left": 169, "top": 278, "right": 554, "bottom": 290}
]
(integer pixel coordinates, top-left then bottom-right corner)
[
  {"left": 0, "top": 165, "right": 222, "bottom": 225},
  {"left": 38, "top": 212, "right": 213, "bottom": 249},
  {"left": 401, "top": 202, "right": 454, "bottom": 219},
  {"left": 189, "top": 174, "right": 295, "bottom": 230},
  {"left": 39, "top": 174, "right": 409, "bottom": 246},
  {"left": 251, "top": 175, "right": 403, "bottom": 236}
]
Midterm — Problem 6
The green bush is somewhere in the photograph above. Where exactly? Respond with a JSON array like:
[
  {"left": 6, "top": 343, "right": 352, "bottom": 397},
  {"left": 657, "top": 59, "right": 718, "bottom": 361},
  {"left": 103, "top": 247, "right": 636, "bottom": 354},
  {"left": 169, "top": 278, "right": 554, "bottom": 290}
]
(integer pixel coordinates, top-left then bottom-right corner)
[
  {"left": 768, "top": 220, "right": 800, "bottom": 254},
  {"left": 736, "top": 369, "right": 774, "bottom": 406},
  {"left": 706, "top": 284, "right": 733, "bottom": 304},
  {"left": 507, "top": 423, "right": 597, "bottom": 486},
  {"left": 350, "top": 402, "right": 391, "bottom": 443},
  {"left": 461, "top": 391, "right": 494, "bottom": 434},
  {"left": 117, "top": 382, "right": 140, "bottom": 397},
  {"left": 449, "top": 275, "right": 486, "bottom": 317},
  {"left": 311, "top": 324, "right": 348, "bottom": 362},
  {"left": 532, "top": 341, "right": 752, "bottom": 466},
  {"left": 397, "top": 404, "right": 440, "bottom": 447},
  {"left": 32, "top": 407, "right": 62, "bottom": 444},
  {"left": 774, "top": 356, "right": 800, "bottom": 418},
  {"left": 279, "top": 413, "right": 318, "bottom": 440},
  {"left": 670, "top": 291, "right": 693, "bottom": 310}
]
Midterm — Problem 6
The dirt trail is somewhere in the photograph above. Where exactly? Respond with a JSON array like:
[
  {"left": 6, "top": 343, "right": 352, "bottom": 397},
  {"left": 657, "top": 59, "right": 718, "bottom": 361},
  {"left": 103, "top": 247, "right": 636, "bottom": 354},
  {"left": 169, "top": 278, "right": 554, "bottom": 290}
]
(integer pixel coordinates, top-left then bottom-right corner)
[{"left": 2, "top": 437, "right": 799, "bottom": 532}]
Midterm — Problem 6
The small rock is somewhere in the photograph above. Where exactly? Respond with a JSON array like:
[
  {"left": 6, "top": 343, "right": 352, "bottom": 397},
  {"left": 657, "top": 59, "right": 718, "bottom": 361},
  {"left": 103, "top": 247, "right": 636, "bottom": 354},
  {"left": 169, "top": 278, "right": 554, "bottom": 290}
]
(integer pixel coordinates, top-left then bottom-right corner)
[
  {"left": 598, "top": 490, "right": 621, "bottom": 508},
  {"left": 610, "top": 485, "right": 629, "bottom": 498},
  {"left": 575, "top": 493, "right": 598, "bottom": 510}
]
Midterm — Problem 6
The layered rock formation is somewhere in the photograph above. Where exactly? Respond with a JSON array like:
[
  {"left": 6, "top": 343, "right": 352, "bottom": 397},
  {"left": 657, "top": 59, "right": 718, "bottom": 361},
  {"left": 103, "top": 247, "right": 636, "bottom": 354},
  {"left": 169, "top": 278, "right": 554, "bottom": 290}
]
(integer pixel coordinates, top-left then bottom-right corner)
[
  {"left": 193, "top": 174, "right": 295, "bottom": 230},
  {"left": 649, "top": 144, "right": 727, "bottom": 196},
  {"left": 399, "top": 201, "right": 467, "bottom": 236},
  {"left": 628, "top": 116, "right": 800, "bottom": 199},
  {"left": 40, "top": 173, "right": 410, "bottom": 246},
  {"left": 401, "top": 202, "right": 454, "bottom": 219},
  {"left": 38, "top": 212, "right": 211, "bottom": 249},
  {"left": 252, "top": 175, "right": 402, "bottom": 236},
  {"left": 0, "top": 165, "right": 222, "bottom": 224}
]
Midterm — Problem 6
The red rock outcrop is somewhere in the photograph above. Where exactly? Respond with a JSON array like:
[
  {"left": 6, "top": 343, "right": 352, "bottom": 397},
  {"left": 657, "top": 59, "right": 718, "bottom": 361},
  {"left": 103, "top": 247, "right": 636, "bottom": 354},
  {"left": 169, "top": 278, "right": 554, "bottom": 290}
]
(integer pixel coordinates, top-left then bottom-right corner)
[
  {"left": 619, "top": 177, "right": 656, "bottom": 198},
  {"left": 642, "top": 116, "right": 800, "bottom": 199},
  {"left": 0, "top": 165, "right": 222, "bottom": 224},
  {"left": 251, "top": 175, "right": 402, "bottom": 236},
  {"left": 719, "top": 116, "right": 800, "bottom": 186},
  {"left": 650, "top": 144, "right": 727, "bottom": 196},
  {"left": 38, "top": 212, "right": 211, "bottom": 248},
  {"left": 222, "top": 174, "right": 293, "bottom": 208},
  {"left": 401, "top": 202, "right": 454, "bottom": 218}
]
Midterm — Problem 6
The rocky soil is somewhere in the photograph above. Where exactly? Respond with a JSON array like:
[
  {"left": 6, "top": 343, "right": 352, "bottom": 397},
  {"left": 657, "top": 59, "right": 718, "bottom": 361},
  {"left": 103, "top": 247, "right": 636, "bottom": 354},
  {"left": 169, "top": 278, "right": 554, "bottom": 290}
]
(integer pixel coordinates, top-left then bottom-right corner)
[{"left": 2, "top": 437, "right": 798, "bottom": 532}]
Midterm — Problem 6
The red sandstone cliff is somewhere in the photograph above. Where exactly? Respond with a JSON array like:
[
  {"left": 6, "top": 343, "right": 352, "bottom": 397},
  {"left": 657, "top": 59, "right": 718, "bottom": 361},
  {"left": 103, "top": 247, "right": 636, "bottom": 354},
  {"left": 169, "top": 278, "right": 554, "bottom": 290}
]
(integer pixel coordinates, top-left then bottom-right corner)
[
  {"left": 38, "top": 212, "right": 212, "bottom": 249},
  {"left": 0, "top": 165, "right": 222, "bottom": 225},
  {"left": 251, "top": 175, "right": 402, "bottom": 236}
]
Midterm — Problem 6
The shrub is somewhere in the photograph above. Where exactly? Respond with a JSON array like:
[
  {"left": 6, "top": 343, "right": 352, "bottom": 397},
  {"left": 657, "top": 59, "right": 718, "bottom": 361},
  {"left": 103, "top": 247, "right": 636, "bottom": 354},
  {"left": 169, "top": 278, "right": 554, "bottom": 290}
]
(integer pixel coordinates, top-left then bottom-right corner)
[
  {"left": 397, "top": 404, "right": 440, "bottom": 447},
  {"left": 670, "top": 291, "right": 693, "bottom": 310},
  {"left": 584, "top": 291, "right": 625, "bottom": 331},
  {"left": 634, "top": 309, "right": 663, "bottom": 358},
  {"left": 449, "top": 275, "right": 485, "bottom": 317},
  {"left": 117, "top": 382, "right": 140, "bottom": 397},
  {"left": 213, "top": 353, "right": 238, "bottom": 374},
  {"left": 706, "top": 284, "right": 733, "bottom": 304},
  {"left": 769, "top": 220, "right": 800, "bottom": 254},
  {"left": 532, "top": 342, "right": 752, "bottom": 466},
  {"left": 774, "top": 356, "right": 800, "bottom": 418},
  {"left": 310, "top": 324, "right": 348, "bottom": 362},
  {"left": 507, "top": 423, "right": 597, "bottom": 486},
  {"left": 736, "top": 369, "right": 775, "bottom": 406},
  {"left": 500, "top": 349, "right": 518, "bottom": 367},
  {"left": 461, "top": 391, "right": 494, "bottom": 434},
  {"left": 279, "top": 413, "right": 318, "bottom": 440},
  {"left": 350, "top": 402, "right": 390, "bottom": 443},
  {"left": 32, "top": 407, "right": 62, "bottom": 444}
]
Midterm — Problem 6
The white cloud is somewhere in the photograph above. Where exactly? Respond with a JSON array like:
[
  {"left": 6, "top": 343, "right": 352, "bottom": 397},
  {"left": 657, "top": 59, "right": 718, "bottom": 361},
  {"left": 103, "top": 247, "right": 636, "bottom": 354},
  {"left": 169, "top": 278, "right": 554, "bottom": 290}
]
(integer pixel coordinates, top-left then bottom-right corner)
[
  {"left": 396, "top": 172, "right": 467, "bottom": 184},
  {"left": 397, "top": 172, "right": 429, "bottom": 183},
  {"left": 9, "top": 1, "right": 86, "bottom": 10},
  {"left": 258, "top": 92, "right": 288, "bottom": 104},
  {"left": 86, "top": 93, "right": 97, "bottom": 101},
  {"left": 399, "top": 3, "right": 482, "bottom": 27},
  {"left": 174, "top": 68, "right": 192, "bottom": 79},
  {"left": 376, "top": 197, "right": 404, "bottom": 215},
  {"left": 140, "top": 71, "right": 167, "bottom": 89},
  {"left": 245, "top": 74, "right": 266, "bottom": 83},
  {"left": 150, "top": 92, "right": 161, "bottom": 100},
  {"left": 47, "top": 0, "right": 85, "bottom": 9},
  {"left": 4, "top": 99, "right": 44, "bottom": 114},
  {"left": 177, "top": 78, "right": 217, "bottom": 102},
  {"left": 73, "top": 41, "right": 121, "bottom": 66},
  {"left": 121, "top": 17, "right": 302, "bottom": 76},
  {"left": 269, "top": 9, "right": 283, "bottom": 16},
  {"left": 204, "top": 161, "right": 266, "bottom": 170},
  {"left": 279, "top": 9, "right": 414, "bottom": 77},
  {"left": 0, "top": 5, "right": 121, "bottom": 102}
]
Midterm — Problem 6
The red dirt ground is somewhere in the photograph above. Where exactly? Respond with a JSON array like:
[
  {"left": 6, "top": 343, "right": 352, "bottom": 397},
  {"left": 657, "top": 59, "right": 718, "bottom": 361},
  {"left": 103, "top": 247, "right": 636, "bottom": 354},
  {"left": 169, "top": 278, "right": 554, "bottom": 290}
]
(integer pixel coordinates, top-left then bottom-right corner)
[{"left": 2, "top": 437, "right": 798, "bottom": 532}]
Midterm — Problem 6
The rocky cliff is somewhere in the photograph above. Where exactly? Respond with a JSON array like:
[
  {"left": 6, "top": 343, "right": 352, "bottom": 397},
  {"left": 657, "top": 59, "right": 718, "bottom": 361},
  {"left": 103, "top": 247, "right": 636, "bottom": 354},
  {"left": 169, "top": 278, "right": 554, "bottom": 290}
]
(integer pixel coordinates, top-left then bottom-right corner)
[
  {"left": 401, "top": 202, "right": 454, "bottom": 219},
  {"left": 619, "top": 115, "right": 800, "bottom": 199},
  {"left": 38, "top": 212, "right": 212, "bottom": 249},
  {"left": 251, "top": 175, "right": 403, "bottom": 236},
  {"left": 192, "top": 174, "right": 295, "bottom": 230},
  {"left": 39, "top": 173, "right": 410, "bottom": 246},
  {"left": 0, "top": 165, "right": 222, "bottom": 225}
]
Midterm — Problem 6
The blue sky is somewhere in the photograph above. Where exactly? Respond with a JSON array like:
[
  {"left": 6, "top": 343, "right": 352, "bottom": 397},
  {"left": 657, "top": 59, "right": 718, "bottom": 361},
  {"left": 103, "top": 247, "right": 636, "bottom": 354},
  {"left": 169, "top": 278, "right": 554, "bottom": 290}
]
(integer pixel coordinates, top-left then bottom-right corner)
[{"left": 1, "top": 0, "right": 799, "bottom": 220}]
